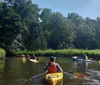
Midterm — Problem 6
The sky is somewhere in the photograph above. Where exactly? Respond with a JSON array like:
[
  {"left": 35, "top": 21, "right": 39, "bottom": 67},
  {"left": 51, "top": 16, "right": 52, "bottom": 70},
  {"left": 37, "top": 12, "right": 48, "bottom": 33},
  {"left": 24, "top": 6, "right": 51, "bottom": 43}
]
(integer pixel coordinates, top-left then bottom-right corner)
[{"left": 32, "top": 0, "right": 100, "bottom": 19}]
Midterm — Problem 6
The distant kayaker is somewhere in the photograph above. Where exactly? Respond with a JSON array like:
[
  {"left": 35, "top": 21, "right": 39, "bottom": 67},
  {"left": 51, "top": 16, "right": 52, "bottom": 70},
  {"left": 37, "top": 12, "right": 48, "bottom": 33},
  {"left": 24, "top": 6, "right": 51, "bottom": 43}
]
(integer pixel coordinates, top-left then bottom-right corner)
[
  {"left": 83, "top": 54, "right": 88, "bottom": 60},
  {"left": 27, "top": 55, "right": 31, "bottom": 60},
  {"left": 44, "top": 56, "right": 63, "bottom": 73},
  {"left": 31, "top": 54, "right": 37, "bottom": 60},
  {"left": 21, "top": 54, "right": 25, "bottom": 57}
]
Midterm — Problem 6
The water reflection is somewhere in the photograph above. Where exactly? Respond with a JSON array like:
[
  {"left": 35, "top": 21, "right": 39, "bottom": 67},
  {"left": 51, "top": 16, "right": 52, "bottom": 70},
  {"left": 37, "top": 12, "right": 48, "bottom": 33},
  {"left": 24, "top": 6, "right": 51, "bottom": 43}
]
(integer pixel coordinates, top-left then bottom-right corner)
[
  {"left": 0, "top": 57, "right": 100, "bottom": 85},
  {"left": 0, "top": 59, "right": 5, "bottom": 71},
  {"left": 86, "top": 70, "right": 100, "bottom": 79},
  {"left": 72, "top": 61, "right": 95, "bottom": 72},
  {"left": 0, "top": 57, "right": 45, "bottom": 85},
  {"left": 71, "top": 60, "right": 100, "bottom": 85}
]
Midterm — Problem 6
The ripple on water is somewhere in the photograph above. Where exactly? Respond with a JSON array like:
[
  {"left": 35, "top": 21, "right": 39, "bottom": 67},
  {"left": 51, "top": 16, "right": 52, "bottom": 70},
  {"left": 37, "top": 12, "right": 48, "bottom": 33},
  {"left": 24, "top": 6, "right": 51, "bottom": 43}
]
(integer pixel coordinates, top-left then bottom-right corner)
[
  {"left": 85, "top": 70, "right": 100, "bottom": 85},
  {"left": 86, "top": 70, "right": 100, "bottom": 79}
]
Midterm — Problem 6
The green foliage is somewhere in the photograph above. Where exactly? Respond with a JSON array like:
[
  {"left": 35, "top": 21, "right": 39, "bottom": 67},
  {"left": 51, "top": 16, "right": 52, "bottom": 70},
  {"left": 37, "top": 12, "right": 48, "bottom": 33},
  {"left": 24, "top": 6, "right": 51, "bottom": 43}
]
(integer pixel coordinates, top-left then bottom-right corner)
[
  {"left": 41, "top": 12, "right": 75, "bottom": 49},
  {"left": 0, "top": 49, "right": 6, "bottom": 57},
  {"left": 0, "top": 3, "right": 23, "bottom": 51},
  {"left": 15, "top": 49, "right": 100, "bottom": 57},
  {"left": 1, "top": 0, "right": 100, "bottom": 54}
]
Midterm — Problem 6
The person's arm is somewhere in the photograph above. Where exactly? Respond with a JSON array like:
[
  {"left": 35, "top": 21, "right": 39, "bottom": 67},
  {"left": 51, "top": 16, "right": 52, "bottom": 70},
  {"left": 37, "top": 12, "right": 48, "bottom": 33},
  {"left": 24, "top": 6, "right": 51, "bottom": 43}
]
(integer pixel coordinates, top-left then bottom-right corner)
[
  {"left": 56, "top": 63, "right": 63, "bottom": 72},
  {"left": 44, "top": 64, "right": 48, "bottom": 73}
]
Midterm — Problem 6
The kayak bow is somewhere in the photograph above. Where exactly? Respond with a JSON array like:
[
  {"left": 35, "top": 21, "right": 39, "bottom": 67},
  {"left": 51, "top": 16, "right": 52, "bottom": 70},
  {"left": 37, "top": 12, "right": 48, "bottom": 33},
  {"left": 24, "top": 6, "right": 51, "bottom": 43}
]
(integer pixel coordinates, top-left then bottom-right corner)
[
  {"left": 30, "top": 59, "right": 39, "bottom": 63},
  {"left": 45, "top": 72, "right": 63, "bottom": 85}
]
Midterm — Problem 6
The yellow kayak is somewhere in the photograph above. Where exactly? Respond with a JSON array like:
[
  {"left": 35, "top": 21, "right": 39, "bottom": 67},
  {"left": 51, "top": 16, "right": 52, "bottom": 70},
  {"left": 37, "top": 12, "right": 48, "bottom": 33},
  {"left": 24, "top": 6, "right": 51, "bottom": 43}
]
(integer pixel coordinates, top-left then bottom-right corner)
[
  {"left": 30, "top": 59, "right": 39, "bottom": 63},
  {"left": 45, "top": 73, "right": 63, "bottom": 85}
]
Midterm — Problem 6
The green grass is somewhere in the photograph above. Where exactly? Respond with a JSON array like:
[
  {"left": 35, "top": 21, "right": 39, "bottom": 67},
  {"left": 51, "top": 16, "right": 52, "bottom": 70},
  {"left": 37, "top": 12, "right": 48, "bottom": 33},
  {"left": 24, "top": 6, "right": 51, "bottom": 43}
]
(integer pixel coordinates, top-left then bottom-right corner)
[
  {"left": 15, "top": 49, "right": 100, "bottom": 57},
  {"left": 0, "top": 49, "right": 6, "bottom": 58}
]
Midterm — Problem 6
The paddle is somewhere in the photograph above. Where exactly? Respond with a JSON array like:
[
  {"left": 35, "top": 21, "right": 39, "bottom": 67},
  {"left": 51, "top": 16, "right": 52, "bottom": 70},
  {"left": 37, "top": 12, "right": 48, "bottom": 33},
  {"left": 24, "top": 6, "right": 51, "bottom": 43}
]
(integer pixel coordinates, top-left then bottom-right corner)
[
  {"left": 32, "top": 73, "right": 45, "bottom": 79},
  {"left": 30, "top": 57, "right": 87, "bottom": 79},
  {"left": 38, "top": 61, "right": 87, "bottom": 78},
  {"left": 63, "top": 71, "right": 87, "bottom": 78}
]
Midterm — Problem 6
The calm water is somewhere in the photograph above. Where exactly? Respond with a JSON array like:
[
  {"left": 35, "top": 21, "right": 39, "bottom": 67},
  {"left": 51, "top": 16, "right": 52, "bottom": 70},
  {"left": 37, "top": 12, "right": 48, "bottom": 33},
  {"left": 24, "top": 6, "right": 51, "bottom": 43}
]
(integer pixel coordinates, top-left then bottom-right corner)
[{"left": 0, "top": 57, "right": 100, "bottom": 85}]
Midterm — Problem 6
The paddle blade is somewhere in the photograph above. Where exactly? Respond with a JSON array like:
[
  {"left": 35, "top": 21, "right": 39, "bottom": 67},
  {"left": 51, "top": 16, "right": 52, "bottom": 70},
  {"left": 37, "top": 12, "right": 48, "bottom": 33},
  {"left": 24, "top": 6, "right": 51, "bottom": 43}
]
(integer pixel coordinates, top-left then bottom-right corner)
[{"left": 74, "top": 73, "right": 86, "bottom": 78}]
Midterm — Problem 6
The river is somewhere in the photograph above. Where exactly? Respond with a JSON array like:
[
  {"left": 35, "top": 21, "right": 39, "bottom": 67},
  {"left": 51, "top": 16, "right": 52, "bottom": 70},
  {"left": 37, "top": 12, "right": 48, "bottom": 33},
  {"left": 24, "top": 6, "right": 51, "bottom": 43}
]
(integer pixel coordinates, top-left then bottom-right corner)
[{"left": 0, "top": 57, "right": 100, "bottom": 85}]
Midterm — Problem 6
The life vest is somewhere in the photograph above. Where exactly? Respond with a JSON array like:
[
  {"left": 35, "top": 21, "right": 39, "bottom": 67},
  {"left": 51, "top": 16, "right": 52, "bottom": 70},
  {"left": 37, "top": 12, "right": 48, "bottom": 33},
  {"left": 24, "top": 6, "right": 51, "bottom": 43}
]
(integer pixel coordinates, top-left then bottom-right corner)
[{"left": 47, "top": 63, "right": 57, "bottom": 73}]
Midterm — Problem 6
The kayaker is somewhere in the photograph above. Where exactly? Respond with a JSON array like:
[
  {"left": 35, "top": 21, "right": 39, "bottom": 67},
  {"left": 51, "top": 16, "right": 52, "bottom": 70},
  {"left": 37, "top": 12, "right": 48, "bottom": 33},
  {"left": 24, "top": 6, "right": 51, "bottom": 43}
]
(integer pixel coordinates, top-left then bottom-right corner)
[
  {"left": 27, "top": 55, "right": 31, "bottom": 60},
  {"left": 44, "top": 56, "right": 63, "bottom": 73},
  {"left": 21, "top": 54, "right": 25, "bottom": 57},
  {"left": 83, "top": 54, "right": 88, "bottom": 60},
  {"left": 31, "top": 54, "right": 37, "bottom": 60}
]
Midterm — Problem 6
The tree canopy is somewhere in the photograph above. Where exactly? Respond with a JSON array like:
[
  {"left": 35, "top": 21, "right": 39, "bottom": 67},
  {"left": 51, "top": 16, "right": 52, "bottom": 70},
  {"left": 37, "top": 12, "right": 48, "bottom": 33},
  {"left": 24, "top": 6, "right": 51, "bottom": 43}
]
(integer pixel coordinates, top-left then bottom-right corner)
[{"left": 0, "top": 0, "right": 100, "bottom": 52}]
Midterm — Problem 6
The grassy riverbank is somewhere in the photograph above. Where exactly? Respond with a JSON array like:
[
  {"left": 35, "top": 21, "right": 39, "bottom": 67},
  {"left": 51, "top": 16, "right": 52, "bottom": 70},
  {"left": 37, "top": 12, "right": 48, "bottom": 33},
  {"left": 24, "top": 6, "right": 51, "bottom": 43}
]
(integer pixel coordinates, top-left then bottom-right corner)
[
  {"left": 0, "top": 49, "right": 6, "bottom": 58},
  {"left": 15, "top": 49, "right": 100, "bottom": 58}
]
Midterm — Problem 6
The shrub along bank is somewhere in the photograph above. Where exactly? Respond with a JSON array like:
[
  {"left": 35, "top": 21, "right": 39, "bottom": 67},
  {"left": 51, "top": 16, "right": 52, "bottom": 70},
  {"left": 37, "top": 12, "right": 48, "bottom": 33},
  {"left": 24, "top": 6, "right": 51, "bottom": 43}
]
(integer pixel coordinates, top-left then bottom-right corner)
[
  {"left": 15, "top": 49, "right": 100, "bottom": 59},
  {"left": 0, "top": 49, "right": 6, "bottom": 58}
]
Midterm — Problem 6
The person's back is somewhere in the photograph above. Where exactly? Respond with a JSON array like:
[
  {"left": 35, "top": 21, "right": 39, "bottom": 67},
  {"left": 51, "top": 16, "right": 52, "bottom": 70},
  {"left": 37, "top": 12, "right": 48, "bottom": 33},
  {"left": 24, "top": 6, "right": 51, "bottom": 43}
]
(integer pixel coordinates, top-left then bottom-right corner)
[{"left": 44, "top": 56, "right": 63, "bottom": 73}]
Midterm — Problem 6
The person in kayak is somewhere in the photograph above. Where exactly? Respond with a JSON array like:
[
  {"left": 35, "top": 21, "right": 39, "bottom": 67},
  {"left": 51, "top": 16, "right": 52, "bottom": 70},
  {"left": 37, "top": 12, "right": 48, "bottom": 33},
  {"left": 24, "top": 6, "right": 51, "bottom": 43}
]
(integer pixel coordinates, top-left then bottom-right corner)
[
  {"left": 27, "top": 55, "right": 31, "bottom": 60},
  {"left": 44, "top": 56, "right": 63, "bottom": 73},
  {"left": 82, "top": 54, "right": 88, "bottom": 60},
  {"left": 31, "top": 54, "right": 37, "bottom": 60}
]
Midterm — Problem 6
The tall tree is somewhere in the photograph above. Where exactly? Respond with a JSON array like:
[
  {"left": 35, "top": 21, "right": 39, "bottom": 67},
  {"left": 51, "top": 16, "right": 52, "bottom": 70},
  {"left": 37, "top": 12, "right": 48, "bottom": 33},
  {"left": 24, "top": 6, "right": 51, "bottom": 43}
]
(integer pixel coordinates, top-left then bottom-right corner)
[
  {"left": 40, "top": 8, "right": 52, "bottom": 48},
  {"left": 95, "top": 17, "right": 100, "bottom": 48},
  {"left": 0, "top": 2, "right": 23, "bottom": 51},
  {"left": 48, "top": 12, "right": 75, "bottom": 49}
]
